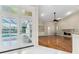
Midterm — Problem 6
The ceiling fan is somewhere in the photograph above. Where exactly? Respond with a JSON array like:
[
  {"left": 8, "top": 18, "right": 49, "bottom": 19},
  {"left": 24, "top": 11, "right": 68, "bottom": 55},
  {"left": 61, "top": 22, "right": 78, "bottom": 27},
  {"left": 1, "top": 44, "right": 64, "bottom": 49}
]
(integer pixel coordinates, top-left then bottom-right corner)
[
  {"left": 48, "top": 11, "right": 62, "bottom": 35},
  {"left": 48, "top": 11, "right": 61, "bottom": 22}
]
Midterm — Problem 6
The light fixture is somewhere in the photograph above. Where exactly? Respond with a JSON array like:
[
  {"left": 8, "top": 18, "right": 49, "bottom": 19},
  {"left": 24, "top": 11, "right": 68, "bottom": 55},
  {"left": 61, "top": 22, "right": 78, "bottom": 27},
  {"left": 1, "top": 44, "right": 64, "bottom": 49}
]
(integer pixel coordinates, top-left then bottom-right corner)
[
  {"left": 65, "top": 11, "right": 72, "bottom": 16},
  {"left": 48, "top": 26, "right": 50, "bottom": 30},
  {"left": 41, "top": 13, "right": 44, "bottom": 16},
  {"left": 53, "top": 12, "right": 59, "bottom": 22},
  {"left": 57, "top": 18, "right": 61, "bottom": 20}
]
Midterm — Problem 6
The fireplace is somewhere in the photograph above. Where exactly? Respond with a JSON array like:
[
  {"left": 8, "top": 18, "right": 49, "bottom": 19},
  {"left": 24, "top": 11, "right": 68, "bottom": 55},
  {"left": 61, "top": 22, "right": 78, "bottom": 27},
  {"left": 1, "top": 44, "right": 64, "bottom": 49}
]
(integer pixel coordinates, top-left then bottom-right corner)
[
  {"left": 64, "top": 32, "right": 71, "bottom": 36},
  {"left": 62, "top": 29, "right": 74, "bottom": 37}
]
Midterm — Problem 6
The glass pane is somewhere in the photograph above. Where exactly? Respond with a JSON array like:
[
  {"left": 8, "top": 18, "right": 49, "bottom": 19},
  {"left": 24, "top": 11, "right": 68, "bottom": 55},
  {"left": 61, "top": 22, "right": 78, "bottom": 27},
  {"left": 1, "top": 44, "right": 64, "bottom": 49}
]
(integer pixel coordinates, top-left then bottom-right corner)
[
  {"left": 20, "top": 19, "right": 32, "bottom": 43},
  {"left": 2, "top": 17, "right": 17, "bottom": 47}
]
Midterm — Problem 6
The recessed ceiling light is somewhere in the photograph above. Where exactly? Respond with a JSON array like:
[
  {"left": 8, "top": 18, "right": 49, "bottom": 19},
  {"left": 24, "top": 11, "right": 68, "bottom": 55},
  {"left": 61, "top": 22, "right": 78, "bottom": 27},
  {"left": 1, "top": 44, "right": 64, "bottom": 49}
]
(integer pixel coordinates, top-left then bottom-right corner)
[
  {"left": 65, "top": 11, "right": 72, "bottom": 16},
  {"left": 41, "top": 13, "right": 44, "bottom": 16}
]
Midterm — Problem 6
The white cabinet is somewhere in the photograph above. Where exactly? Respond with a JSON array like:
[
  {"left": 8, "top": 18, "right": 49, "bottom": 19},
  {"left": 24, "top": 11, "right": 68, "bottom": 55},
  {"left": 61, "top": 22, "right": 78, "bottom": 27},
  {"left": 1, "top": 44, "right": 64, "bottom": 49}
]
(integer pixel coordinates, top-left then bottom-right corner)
[{"left": 72, "top": 34, "right": 79, "bottom": 53}]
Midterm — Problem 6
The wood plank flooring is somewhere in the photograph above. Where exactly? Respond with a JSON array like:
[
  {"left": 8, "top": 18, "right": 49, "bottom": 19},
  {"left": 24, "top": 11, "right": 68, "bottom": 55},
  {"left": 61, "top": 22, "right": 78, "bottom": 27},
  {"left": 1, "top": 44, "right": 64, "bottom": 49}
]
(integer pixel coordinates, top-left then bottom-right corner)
[{"left": 38, "top": 35, "right": 72, "bottom": 53}]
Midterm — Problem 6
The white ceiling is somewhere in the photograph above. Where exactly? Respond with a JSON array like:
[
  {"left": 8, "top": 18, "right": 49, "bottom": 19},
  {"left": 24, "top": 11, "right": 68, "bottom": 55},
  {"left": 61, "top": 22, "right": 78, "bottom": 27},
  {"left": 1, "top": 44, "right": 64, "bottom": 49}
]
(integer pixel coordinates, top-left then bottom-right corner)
[{"left": 39, "top": 5, "right": 79, "bottom": 21}]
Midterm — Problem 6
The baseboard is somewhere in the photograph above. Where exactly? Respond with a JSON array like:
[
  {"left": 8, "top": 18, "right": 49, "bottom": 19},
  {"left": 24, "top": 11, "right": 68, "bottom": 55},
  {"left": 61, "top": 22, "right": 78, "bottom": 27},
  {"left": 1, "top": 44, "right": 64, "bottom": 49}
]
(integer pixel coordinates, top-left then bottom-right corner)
[{"left": 0, "top": 45, "right": 34, "bottom": 54}]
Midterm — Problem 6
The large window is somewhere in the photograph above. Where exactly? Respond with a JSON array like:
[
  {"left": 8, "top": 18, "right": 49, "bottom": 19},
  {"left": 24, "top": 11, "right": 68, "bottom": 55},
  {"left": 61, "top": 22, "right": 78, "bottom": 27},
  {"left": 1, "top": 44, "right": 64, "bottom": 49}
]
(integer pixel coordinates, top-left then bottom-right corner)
[{"left": 2, "top": 17, "right": 17, "bottom": 47}]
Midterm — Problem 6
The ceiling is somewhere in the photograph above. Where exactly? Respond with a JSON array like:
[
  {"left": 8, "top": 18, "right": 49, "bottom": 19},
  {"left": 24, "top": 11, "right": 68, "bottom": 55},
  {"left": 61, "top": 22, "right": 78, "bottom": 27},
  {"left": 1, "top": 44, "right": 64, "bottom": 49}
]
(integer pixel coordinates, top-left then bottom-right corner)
[{"left": 39, "top": 5, "right": 79, "bottom": 21}]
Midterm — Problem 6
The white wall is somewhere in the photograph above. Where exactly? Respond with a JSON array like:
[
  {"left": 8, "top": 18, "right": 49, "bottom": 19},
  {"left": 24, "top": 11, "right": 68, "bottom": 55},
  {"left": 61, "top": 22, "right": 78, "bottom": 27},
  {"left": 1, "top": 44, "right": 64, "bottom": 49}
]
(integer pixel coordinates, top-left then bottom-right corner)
[
  {"left": 58, "top": 11, "right": 79, "bottom": 35},
  {"left": 32, "top": 6, "right": 38, "bottom": 46},
  {"left": 39, "top": 21, "right": 55, "bottom": 36},
  {"left": 47, "top": 22, "right": 55, "bottom": 35}
]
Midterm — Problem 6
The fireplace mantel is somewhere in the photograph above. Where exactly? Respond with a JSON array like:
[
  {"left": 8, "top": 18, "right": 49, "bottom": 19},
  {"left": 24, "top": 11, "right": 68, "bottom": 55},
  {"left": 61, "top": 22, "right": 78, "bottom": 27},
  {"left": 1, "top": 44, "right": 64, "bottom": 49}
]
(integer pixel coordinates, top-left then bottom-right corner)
[{"left": 62, "top": 29, "right": 74, "bottom": 37}]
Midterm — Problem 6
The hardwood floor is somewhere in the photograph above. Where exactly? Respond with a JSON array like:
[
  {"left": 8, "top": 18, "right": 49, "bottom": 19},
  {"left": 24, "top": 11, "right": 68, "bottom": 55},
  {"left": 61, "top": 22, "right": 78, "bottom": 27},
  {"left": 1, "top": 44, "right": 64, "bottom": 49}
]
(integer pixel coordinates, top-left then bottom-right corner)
[{"left": 38, "top": 35, "right": 72, "bottom": 53}]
